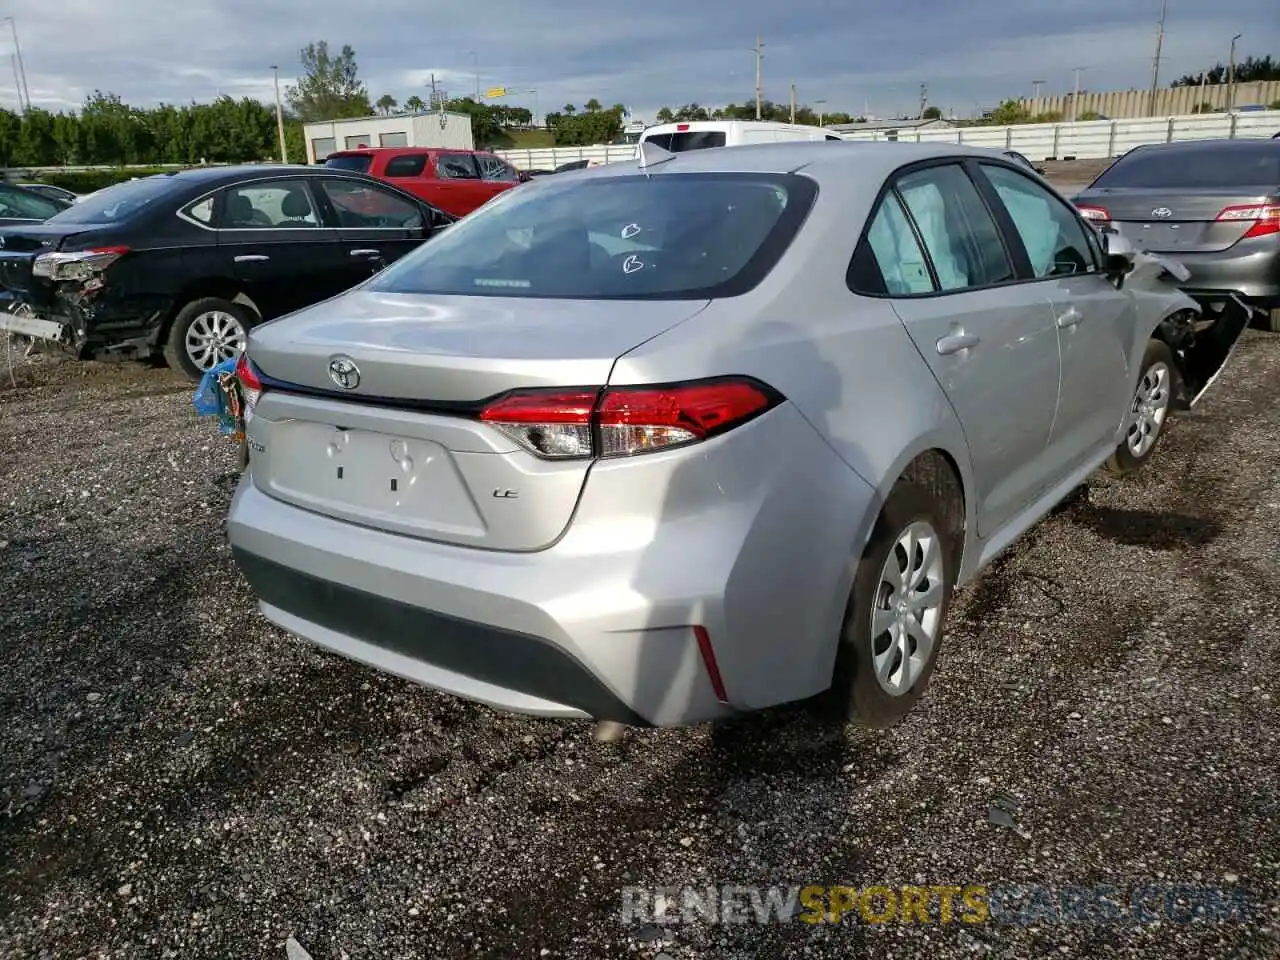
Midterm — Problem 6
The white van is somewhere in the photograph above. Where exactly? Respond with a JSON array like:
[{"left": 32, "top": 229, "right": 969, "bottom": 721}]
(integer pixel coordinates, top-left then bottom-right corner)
[{"left": 635, "top": 120, "right": 846, "bottom": 155}]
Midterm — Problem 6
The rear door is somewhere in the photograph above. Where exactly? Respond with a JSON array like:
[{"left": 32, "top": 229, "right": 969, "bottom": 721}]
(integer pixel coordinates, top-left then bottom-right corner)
[
  {"left": 974, "top": 160, "right": 1136, "bottom": 476},
  {"left": 215, "top": 177, "right": 346, "bottom": 319},
  {"left": 870, "top": 161, "right": 1062, "bottom": 538},
  {"left": 431, "top": 152, "right": 486, "bottom": 216},
  {"left": 312, "top": 176, "right": 430, "bottom": 288}
]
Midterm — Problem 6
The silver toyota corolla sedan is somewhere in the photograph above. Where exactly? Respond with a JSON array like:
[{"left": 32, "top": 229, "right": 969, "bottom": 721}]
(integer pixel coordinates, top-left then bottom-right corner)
[{"left": 225, "top": 140, "right": 1214, "bottom": 731}]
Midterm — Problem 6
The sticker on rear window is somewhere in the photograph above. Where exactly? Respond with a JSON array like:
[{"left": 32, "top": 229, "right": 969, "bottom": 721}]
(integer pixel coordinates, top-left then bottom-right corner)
[{"left": 473, "top": 278, "right": 531, "bottom": 288}]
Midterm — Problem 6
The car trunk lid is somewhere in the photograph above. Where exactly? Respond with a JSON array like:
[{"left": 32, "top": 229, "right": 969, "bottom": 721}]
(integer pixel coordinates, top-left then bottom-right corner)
[
  {"left": 1080, "top": 187, "right": 1278, "bottom": 253},
  {"left": 246, "top": 290, "right": 710, "bottom": 550},
  {"left": 0, "top": 225, "right": 90, "bottom": 307}
]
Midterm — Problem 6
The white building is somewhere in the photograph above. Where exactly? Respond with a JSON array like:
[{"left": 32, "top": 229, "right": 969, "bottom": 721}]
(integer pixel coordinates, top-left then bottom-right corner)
[{"left": 303, "top": 111, "right": 475, "bottom": 163}]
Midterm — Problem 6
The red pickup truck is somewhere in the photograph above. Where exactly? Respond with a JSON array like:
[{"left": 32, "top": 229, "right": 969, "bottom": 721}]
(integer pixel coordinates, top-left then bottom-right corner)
[{"left": 323, "top": 147, "right": 523, "bottom": 218}]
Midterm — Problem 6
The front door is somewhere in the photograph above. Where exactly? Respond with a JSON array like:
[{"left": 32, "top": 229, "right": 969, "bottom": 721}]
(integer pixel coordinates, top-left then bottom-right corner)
[
  {"left": 877, "top": 162, "right": 1062, "bottom": 538},
  {"left": 976, "top": 162, "right": 1137, "bottom": 476},
  {"left": 475, "top": 153, "right": 522, "bottom": 207},
  {"left": 215, "top": 177, "right": 345, "bottom": 320},
  {"left": 312, "top": 177, "right": 430, "bottom": 292}
]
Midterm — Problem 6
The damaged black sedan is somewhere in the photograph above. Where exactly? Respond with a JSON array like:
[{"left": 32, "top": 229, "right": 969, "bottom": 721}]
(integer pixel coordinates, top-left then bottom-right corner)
[{"left": 0, "top": 165, "right": 455, "bottom": 380}]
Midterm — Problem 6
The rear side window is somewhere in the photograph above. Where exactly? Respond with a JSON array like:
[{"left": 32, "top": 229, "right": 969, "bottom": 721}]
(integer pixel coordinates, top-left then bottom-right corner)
[
  {"left": 366, "top": 172, "right": 817, "bottom": 300},
  {"left": 436, "top": 154, "right": 479, "bottom": 179},
  {"left": 894, "top": 165, "right": 1014, "bottom": 291},
  {"left": 384, "top": 154, "right": 427, "bottom": 177},
  {"left": 854, "top": 193, "right": 935, "bottom": 295},
  {"left": 1092, "top": 144, "right": 1280, "bottom": 189},
  {"left": 324, "top": 154, "right": 373, "bottom": 173},
  {"left": 642, "top": 131, "right": 727, "bottom": 152}
]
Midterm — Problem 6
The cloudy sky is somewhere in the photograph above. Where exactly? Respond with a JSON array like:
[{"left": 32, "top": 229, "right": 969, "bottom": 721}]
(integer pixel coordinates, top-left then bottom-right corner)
[{"left": 3, "top": 0, "right": 1276, "bottom": 122}]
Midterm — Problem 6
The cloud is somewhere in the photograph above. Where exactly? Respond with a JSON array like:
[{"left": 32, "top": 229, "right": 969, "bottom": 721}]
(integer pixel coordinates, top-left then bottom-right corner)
[{"left": 3, "top": 0, "right": 1275, "bottom": 121}]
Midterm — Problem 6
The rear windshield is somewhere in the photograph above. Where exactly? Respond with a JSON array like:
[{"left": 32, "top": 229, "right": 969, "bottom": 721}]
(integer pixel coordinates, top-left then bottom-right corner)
[
  {"left": 1092, "top": 143, "right": 1280, "bottom": 189},
  {"left": 366, "top": 172, "right": 817, "bottom": 300},
  {"left": 0, "top": 185, "right": 65, "bottom": 220},
  {"left": 324, "top": 155, "right": 374, "bottom": 173},
  {"left": 45, "top": 176, "right": 178, "bottom": 224},
  {"left": 641, "top": 131, "right": 728, "bottom": 152}
]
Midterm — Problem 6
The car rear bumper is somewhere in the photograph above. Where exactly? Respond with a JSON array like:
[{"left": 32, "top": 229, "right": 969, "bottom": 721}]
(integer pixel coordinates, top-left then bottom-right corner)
[
  {"left": 1152, "top": 242, "right": 1280, "bottom": 305},
  {"left": 225, "top": 404, "right": 877, "bottom": 727}
]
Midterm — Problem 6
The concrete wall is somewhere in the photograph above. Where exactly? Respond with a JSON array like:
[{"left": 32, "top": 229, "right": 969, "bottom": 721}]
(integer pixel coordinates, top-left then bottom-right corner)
[{"left": 1018, "top": 81, "right": 1280, "bottom": 120}]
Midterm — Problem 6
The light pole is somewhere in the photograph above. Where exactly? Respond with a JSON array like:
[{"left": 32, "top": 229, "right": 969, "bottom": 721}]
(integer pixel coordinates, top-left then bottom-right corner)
[
  {"left": 1147, "top": 0, "right": 1167, "bottom": 117},
  {"left": 3, "top": 17, "right": 28, "bottom": 115},
  {"left": 814, "top": 98, "right": 827, "bottom": 126},
  {"left": 1227, "top": 33, "right": 1242, "bottom": 113},
  {"left": 1032, "top": 79, "right": 1045, "bottom": 100},
  {"left": 271, "top": 65, "right": 287, "bottom": 163},
  {"left": 752, "top": 34, "right": 764, "bottom": 119},
  {"left": 468, "top": 50, "right": 479, "bottom": 102},
  {"left": 1070, "top": 66, "right": 1085, "bottom": 121}
]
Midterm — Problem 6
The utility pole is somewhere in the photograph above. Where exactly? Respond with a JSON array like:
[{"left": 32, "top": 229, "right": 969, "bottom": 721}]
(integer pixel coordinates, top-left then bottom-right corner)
[
  {"left": 1070, "top": 66, "right": 1084, "bottom": 121},
  {"left": 918, "top": 81, "right": 928, "bottom": 118},
  {"left": 1227, "top": 33, "right": 1241, "bottom": 113},
  {"left": 754, "top": 33, "right": 764, "bottom": 120},
  {"left": 789, "top": 82, "right": 796, "bottom": 123},
  {"left": 1147, "top": 0, "right": 1167, "bottom": 117},
  {"left": 1032, "top": 79, "right": 1045, "bottom": 100},
  {"left": 1197, "top": 69, "right": 1207, "bottom": 111},
  {"left": 814, "top": 98, "right": 827, "bottom": 126},
  {"left": 468, "top": 51, "right": 479, "bottom": 101},
  {"left": 3, "top": 18, "right": 28, "bottom": 114},
  {"left": 271, "top": 65, "right": 288, "bottom": 163}
]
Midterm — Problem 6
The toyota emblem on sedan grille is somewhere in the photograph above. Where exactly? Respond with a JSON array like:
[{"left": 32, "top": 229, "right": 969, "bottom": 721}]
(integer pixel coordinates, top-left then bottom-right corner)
[
  {"left": 328, "top": 356, "right": 360, "bottom": 390},
  {"left": 1151, "top": 207, "right": 1173, "bottom": 218}
]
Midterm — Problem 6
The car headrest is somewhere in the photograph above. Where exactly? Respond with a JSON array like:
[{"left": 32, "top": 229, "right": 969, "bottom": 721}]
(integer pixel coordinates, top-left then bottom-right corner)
[{"left": 281, "top": 189, "right": 311, "bottom": 218}]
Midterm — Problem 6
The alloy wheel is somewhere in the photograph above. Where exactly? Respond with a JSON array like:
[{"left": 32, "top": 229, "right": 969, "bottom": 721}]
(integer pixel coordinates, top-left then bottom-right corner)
[{"left": 185, "top": 310, "right": 247, "bottom": 372}]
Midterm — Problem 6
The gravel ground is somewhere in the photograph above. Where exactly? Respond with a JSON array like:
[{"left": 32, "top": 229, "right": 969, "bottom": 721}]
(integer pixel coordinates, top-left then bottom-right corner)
[{"left": 1, "top": 325, "right": 1278, "bottom": 960}]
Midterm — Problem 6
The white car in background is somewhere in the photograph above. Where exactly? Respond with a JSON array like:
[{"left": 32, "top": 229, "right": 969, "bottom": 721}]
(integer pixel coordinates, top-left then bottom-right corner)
[{"left": 635, "top": 119, "right": 846, "bottom": 155}]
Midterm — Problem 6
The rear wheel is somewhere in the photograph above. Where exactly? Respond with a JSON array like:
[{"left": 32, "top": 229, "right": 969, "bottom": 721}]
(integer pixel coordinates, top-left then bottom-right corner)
[
  {"left": 831, "top": 480, "right": 956, "bottom": 728},
  {"left": 163, "top": 297, "right": 255, "bottom": 382},
  {"left": 1104, "top": 338, "right": 1176, "bottom": 476},
  {"left": 1266, "top": 307, "right": 1280, "bottom": 334}
]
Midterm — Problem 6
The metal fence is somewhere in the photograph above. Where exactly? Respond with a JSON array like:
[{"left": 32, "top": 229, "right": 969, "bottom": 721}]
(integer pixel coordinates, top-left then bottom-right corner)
[
  {"left": 492, "top": 110, "right": 1280, "bottom": 170},
  {"left": 4, "top": 110, "right": 1276, "bottom": 178}
]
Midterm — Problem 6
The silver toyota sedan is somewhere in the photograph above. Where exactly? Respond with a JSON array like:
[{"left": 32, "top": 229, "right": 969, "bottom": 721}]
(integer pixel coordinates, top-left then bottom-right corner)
[{"left": 225, "top": 140, "right": 1221, "bottom": 731}]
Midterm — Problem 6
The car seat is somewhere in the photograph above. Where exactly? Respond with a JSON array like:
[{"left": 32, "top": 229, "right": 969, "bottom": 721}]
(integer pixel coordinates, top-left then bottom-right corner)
[
  {"left": 224, "top": 193, "right": 258, "bottom": 228},
  {"left": 279, "top": 188, "right": 314, "bottom": 226}
]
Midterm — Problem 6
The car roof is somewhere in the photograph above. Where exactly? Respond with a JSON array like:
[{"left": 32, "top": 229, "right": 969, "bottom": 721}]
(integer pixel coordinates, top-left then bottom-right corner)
[
  {"left": 584, "top": 140, "right": 1019, "bottom": 180},
  {"left": 326, "top": 147, "right": 490, "bottom": 156},
  {"left": 1121, "top": 137, "right": 1278, "bottom": 155}
]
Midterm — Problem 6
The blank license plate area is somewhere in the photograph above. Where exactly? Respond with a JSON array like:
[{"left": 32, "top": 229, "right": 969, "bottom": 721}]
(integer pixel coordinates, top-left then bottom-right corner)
[
  {"left": 262, "top": 420, "right": 485, "bottom": 536},
  {"left": 1119, "top": 222, "right": 1193, "bottom": 250}
]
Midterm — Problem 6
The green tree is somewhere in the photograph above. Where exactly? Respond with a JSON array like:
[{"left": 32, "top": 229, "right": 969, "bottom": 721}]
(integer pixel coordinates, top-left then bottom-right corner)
[
  {"left": 404, "top": 95, "right": 425, "bottom": 113},
  {"left": 285, "top": 41, "right": 372, "bottom": 122},
  {"left": 655, "top": 106, "right": 674, "bottom": 123},
  {"left": 584, "top": 98, "right": 601, "bottom": 112},
  {"left": 921, "top": 105, "right": 942, "bottom": 120},
  {"left": 376, "top": 94, "right": 398, "bottom": 116},
  {"left": 1173, "top": 54, "right": 1278, "bottom": 86}
]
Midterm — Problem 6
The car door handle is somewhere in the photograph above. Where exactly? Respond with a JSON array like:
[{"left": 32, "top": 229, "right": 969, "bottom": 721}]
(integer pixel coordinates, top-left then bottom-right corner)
[
  {"left": 936, "top": 332, "right": 979, "bottom": 356},
  {"left": 234, "top": 254, "right": 269, "bottom": 263},
  {"left": 1057, "top": 307, "right": 1083, "bottom": 328},
  {"left": 349, "top": 248, "right": 381, "bottom": 257}
]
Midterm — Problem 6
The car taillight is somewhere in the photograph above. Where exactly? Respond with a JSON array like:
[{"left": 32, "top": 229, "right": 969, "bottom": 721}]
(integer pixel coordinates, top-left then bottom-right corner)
[
  {"left": 1075, "top": 204, "right": 1110, "bottom": 223},
  {"left": 235, "top": 352, "right": 263, "bottom": 418},
  {"left": 1216, "top": 203, "right": 1280, "bottom": 239},
  {"left": 477, "top": 377, "right": 782, "bottom": 460},
  {"left": 32, "top": 246, "right": 129, "bottom": 284}
]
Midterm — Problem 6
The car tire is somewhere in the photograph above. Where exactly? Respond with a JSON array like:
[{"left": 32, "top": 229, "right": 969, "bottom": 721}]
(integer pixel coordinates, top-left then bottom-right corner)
[
  {"left": 163, "top": 297, "right": 256, "bottom": 382},
  {"left": 1266, "top": 307, "right": 1280, "bottom": 334},
  {"left": 1103, "top": 338, "right": 1176, "bottom": 476},
  {"left": 830, "top": 479, "right": 957, "bottom": 729}
]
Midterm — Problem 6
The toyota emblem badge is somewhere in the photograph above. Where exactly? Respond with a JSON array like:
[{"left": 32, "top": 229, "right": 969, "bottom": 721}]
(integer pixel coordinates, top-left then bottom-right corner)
[
  {"left": 1151, "top": 207, "right": 1173, "bottom": 218},
  {"left": 328, "top": 356, "right": 360, "bottom": 390}
]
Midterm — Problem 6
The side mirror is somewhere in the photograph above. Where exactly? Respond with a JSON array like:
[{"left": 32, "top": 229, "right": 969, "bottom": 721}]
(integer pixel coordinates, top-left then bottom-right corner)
[{"left": 1102, "top": 232, "right": 1136, "bottom": 288}]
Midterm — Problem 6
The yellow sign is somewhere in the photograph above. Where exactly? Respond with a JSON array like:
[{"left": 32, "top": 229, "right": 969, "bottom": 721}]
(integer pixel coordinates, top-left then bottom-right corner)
[{"left": 483, "top": 87, "right": 507, "bottom": 99}]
